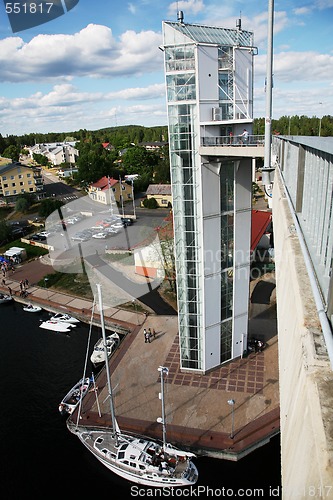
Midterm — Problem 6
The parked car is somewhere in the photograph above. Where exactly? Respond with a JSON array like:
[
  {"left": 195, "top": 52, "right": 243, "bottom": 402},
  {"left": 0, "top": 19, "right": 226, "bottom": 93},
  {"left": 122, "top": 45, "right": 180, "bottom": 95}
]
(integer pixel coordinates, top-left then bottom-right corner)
[
  {"left": 92, "top": 232, "right": 108, "bottom": 239},
  {"left": 104, "top": 227, "right": 118, "bottom": 236},
  {"left": 91, "top": 223, "right": 110, "bottom": 230},
  {"left": 71, "top": 232, "right": 90, "bottom": 242},
  {"left": 38, "top": 231, "right": 53, "bottom": 238},
  {"left": 121, "top": 217, "right": 133, "bottom": 225},
  {"left": 31, "top": 234, "right": 46, "bottom": 241},
  {"left": 110, "top": 221, "right": 124, "bottom": 229}
]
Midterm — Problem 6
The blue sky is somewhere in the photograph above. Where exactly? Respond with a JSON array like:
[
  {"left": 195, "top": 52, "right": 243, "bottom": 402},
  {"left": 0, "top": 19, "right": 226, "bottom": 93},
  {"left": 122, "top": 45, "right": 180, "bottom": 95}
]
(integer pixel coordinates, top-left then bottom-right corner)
[{"left": 0, "top": 0, "right": 332, "bottom": 135}]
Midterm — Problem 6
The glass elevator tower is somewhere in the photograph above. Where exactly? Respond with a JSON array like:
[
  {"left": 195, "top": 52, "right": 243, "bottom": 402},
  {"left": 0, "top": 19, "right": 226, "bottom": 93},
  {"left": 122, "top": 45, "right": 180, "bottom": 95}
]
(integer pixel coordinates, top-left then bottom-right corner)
[{"left": 162, "top": 16, "right": 257, "bottom": 372}]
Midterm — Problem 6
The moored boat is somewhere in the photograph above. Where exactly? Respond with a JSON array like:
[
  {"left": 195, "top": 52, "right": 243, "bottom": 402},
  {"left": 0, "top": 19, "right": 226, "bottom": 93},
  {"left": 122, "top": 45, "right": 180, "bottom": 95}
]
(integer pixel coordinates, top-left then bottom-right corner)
[
  {"left": 59, "top": 377, "right": 91, "bottom": 415},
  {"left": 0, "top": 293, "right": 12, "bottom": 304},
  {"left": 90, "top": 332, "right": 120, "bottom": 367},
  {"left": 39, "top": 320, "right": 75, "bottom": 333},
  {"left": 49, "top": 313, "right": 80, "bottom": 324},
  {"left": 23, "top": 304, "right": 42, "bottom": 313}
]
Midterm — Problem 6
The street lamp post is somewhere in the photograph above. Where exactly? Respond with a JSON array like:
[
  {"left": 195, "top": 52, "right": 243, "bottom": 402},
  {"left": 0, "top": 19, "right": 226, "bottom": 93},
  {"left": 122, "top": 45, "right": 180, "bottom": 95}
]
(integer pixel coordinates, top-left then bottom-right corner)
[
  {"left": 132, "top": 299, "right": 139, "bottom": 325},
  {"left": 227, "top": 399, "right": 235, "bottom": 439},
  {"left": 131, "top": 180, "right": 136, "bottom": 219},
  {"left": 318, "top": 102, "right": 323, "bottom": 137},
  {"left": 44, "top": 277, "right": 49, "bottom": 302}
]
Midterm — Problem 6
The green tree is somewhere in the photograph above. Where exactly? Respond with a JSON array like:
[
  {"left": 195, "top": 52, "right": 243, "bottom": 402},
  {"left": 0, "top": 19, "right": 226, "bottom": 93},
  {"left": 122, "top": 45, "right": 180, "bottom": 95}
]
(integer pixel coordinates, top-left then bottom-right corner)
[
  {"left": 143, "top": 197, "right": 158, "bottom": 209},
  {"left": 38, "top": 198, "right": 64, "bottom": 218},
  {"left": 33, "top": 153, "right": 50, "bottom": 167},
  {"left": 76, "top": 142, "right": 119, "bottom": 184},
  {"left": 122, "top": 146, "right": 158, "bottom": 175},
  {"left": 2, "top": 145, "right": 20, "bottom": 162},
  {"left": 0, "top": 220, "right": 12, "bottom": 244},
  {"left": 15, "top": 197, "right": 30, "bottom": 213},
  {"left": 153, "top": 146, "right": 170, "bottom": 184}
]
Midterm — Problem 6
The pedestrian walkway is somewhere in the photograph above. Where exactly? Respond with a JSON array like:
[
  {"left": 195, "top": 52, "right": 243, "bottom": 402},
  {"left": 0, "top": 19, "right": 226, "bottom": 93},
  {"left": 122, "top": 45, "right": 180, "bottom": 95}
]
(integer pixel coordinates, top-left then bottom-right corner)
[
  {"left": 0, "top": 257, "right": 145, "bottom": 332},
  {"left": 76, "top": 311, "right": 279, "bottom": 460}
]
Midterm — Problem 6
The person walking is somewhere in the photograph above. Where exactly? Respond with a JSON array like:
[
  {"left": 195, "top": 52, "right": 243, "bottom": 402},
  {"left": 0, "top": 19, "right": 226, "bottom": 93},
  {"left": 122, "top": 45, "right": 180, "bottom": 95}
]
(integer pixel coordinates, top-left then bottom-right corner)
[{"left": 144, "top": 329, "right": 151, "bottom": 343}]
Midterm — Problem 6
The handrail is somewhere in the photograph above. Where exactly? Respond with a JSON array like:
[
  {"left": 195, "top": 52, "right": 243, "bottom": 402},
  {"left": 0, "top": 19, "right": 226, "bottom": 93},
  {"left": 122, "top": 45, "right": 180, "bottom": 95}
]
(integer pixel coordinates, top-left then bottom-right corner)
[{"left": 201, "top": 134, "right": 265, "bottom": 147}]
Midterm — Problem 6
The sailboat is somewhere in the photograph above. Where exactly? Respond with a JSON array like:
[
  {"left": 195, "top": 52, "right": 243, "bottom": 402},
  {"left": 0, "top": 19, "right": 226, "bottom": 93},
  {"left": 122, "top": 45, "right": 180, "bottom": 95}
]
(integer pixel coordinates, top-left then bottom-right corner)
[{"left": 67, "top": 284, "right": 198, "bottom": 487}]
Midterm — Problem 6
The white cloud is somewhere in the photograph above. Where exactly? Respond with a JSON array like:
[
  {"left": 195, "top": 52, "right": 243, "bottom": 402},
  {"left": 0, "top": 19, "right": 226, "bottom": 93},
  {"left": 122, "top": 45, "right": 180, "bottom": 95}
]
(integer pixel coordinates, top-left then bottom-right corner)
[
  {"left": 168, "top": 0, "right": 205, "bottom": 17},
  {"left": 0, "top": 83, "right": 165, "bottom": 112},
  {"left": 293, "top": 7, "right": 312, "bottom": 15},
  {"left": 0, "top": 24, "right": 163, "bottom": 83},
  {"left": 0, "top": 81, "right": 168, "bottom": 134},
  {"left": 106, "top": 83, "right": 165, "bottom": 100},
  {"left": 315, "top": 0, "right": 333, "bottom": 8},
  {"left": 128, "top": 3, "right": 136, "bottom": 14},
  {"left": 255, "top": 51, "right": 333, "bottom": 83}
]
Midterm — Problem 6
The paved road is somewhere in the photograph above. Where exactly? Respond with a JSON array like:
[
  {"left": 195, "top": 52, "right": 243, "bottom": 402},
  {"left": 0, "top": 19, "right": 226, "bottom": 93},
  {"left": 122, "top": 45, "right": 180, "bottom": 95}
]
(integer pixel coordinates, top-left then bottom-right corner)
[{"left": 86, "top": 254, "right": 176, "bottom": 315}]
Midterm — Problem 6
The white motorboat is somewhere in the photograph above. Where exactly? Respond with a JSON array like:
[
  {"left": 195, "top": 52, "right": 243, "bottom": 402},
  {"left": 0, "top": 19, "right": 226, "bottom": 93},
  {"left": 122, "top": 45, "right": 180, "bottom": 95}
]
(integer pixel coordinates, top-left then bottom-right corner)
[
  {"left": 90, "top": 332, "right": 120, "bottom": 367},
  {"left": 23, "top": 304, "right": 42, "bottom": 313},
  {"left": 0, "top": 293, "right": 12, "bottom": 304},
  {"left": 39, "top": 320, "right": 76, "bottom": 333},
  {"left": 59, "top": 377, "right": 91, "bottom": 415},
  {"left": 49, "top": 313, "right": 80, "bottom": 324},
  {"left": 68, "top": 284, "right": 198, "bottom": 487}
]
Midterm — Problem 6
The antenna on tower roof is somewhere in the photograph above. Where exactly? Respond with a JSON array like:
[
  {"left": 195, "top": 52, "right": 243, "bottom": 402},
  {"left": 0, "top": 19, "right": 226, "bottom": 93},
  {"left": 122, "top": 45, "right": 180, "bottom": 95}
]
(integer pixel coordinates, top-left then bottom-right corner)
[
  {"left": 236, "top": 11, "right": 242, "bottom": 30},
  {"left": 177, "top": 10, "right": 184, "bottom": 24}
]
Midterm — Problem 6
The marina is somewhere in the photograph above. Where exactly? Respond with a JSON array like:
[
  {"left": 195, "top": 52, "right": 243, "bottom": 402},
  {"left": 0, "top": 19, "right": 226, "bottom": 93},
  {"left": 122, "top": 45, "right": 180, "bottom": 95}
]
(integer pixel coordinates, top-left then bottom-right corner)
[
  {"left": 0, "top": 257, "right": 281, "bottom": 494},
  {"left": 1, "top": 301, "right": 281, "bottom": 497}
]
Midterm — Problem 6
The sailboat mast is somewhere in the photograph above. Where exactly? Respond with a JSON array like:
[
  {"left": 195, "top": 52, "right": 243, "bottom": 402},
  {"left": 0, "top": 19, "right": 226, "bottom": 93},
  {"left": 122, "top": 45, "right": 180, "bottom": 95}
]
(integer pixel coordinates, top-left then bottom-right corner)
[
  {"left": 97, "top": 284, "right": 118, "bottom": 442},
  {"left": 158, "top": 366, "right": 169, "bottom": 450}
]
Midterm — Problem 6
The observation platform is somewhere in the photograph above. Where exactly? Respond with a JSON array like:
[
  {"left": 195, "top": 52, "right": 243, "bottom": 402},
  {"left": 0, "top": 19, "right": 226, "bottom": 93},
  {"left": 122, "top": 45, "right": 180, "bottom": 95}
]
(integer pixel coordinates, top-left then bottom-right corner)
[{"left": 200, "top": 135, "right": 265, "bottom": 159}]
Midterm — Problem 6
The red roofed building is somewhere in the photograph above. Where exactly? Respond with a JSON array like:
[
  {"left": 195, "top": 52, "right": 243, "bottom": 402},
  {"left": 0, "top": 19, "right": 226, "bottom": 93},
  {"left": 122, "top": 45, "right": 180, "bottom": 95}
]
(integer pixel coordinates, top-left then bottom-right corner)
[
  {"left": 88, "top": 176, "right": 132, "bottom": 205},
  {"left": 101, "top": 142, "right": 115, "bottom": 151},
  {"left": 251, "top": 210, "right": 272, "bottom": 252},
  {"left": 251, "top": 210, "right": 272, "bottom": 262}
]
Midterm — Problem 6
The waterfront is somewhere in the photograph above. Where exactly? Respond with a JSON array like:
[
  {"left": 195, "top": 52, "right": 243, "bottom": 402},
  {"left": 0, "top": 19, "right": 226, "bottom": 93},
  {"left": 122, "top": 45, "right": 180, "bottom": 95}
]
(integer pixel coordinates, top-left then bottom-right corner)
[{"left": 1, "top": 302, "right": 281, "bottom": 498}]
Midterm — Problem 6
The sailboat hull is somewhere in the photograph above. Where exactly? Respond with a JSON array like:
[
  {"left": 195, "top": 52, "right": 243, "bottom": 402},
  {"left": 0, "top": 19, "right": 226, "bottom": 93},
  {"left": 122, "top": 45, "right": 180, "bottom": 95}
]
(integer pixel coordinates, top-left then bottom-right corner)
[{"left": 68, "top": 425, "right": 198, "bottom": 487}]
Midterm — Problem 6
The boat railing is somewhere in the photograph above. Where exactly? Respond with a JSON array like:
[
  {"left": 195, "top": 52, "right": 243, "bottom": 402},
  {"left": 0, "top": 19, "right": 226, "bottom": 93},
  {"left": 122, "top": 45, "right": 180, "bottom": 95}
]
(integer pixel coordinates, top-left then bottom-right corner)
[{"left": 201, "top": 134, "right": 265, "bottom": 147}]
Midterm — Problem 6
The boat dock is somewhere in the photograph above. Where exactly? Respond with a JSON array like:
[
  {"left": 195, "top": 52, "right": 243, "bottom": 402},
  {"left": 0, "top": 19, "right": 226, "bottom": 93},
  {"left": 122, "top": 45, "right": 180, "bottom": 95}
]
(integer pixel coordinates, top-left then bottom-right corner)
[
  {"left": 1, "top": 257, "right": 279, "bottom": 460},
  {"left": 71, "top": 310, "right": 279, "bottom": 460}
]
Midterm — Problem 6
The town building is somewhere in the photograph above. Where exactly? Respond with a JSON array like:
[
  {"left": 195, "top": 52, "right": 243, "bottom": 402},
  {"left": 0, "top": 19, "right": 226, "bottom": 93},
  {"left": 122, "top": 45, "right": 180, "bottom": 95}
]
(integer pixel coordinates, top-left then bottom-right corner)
[
  {"left": 145, "top": 184, "right": 172, "bottom": 207},
  {"left": 28, "top": 142, "right": 79, "bottom": 166},
  {"left": 88, "top": 176, "right": 132, "bottom": 207},
  {"left": 138, "top": 141, "right": 168, "bottom": 151},
  {"left": 162, "top": 15, "right": 263, "bottom": 373},
  {"left": 0, "top": 162, "right": 44, "bottom": 202}
]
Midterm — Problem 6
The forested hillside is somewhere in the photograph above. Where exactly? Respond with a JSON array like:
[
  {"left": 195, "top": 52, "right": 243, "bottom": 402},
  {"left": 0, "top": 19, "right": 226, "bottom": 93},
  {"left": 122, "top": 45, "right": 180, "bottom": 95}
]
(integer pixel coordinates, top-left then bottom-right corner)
[
  {"left": 0, "top": 117, "right": 332, "bottom": 158},
  {"left": 0, "top": 125, "right": 168, "bottom": 158}
]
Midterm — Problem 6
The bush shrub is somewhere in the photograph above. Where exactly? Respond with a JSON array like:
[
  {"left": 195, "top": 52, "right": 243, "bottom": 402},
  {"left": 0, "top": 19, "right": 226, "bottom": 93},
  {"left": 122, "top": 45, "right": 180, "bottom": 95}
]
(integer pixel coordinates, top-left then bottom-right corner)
[{"left": 142, "top": 197, "right": 158, "bottom": 209}]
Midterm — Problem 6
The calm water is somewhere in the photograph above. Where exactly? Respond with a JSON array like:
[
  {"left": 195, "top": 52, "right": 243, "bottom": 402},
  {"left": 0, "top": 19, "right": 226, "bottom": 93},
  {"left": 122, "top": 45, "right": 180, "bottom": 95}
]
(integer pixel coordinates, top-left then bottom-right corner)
[{"left": 1, "top": 302, "right": 281, "bottom": 498}]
